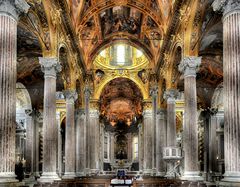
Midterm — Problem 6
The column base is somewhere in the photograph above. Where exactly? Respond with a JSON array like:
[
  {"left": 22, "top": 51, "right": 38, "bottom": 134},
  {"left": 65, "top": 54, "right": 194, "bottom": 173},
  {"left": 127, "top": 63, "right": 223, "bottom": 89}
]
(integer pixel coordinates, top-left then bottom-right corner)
[
  {"left": 24, "top": 177, "right": 37, "bottom": 187},
  {"left": 156, "top": 172, "right": 166, "bottom": 177},
  {"left": 181, "top": 171, "right": 204, "bottom": 181},
  {"left": 221, "top": 171, "right": 240, "bottom": 183},
  {"left": 84, "top": 168, "right": 91, "bottom": 176},
  {"left": 76, "top": 172, "right": 85, "bottom": 177},
  {"left": 34, "top": 172, "right": 41, "bottom": 178},
  {"left": 0, "top": 172, "right": 18, "bottom": 183},
  {"left": 151, "top": 168, "right": 157, "bottom": 176},
  {"left": 143, "top": 169, "right": 152, "bottom": 175},
  {"left": 62, "top": 172, "right": 76, "bottom": 179},
  {"left": 38, "top": 172, "right": 61, "bottom": 183},
  {"left": 90, "top": 169, "right": 100, "bottom": 176}
]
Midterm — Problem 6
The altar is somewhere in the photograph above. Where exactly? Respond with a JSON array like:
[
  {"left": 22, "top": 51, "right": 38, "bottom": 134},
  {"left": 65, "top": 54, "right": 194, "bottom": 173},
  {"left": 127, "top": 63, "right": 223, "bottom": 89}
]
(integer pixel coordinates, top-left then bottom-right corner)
[{"left": 110, "top": 159, "right": 132, "bottom": 171}]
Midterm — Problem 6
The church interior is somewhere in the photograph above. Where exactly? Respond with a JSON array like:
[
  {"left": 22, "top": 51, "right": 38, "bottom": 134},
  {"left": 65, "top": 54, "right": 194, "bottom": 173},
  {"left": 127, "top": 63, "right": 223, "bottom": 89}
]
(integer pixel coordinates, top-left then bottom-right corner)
[{"left": 0, "top": 0, "right": 240, "bottom": 186}]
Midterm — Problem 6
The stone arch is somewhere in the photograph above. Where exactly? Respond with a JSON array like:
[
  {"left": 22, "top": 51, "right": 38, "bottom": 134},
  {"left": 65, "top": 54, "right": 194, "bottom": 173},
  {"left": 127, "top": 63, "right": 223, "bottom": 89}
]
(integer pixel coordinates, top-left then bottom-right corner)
[
  {"left": 94, "top": 76, "right": 149, "bottom": 100},
  {"left": 16, "top": 83, "right": 32, "bottom": 112}
]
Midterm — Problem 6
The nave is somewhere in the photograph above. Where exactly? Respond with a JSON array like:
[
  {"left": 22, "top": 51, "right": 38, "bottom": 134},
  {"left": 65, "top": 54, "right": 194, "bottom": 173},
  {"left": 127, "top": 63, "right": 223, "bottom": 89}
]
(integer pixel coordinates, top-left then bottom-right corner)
[{"left": 0, "top": 0, "right": 240, "bottom": 187}]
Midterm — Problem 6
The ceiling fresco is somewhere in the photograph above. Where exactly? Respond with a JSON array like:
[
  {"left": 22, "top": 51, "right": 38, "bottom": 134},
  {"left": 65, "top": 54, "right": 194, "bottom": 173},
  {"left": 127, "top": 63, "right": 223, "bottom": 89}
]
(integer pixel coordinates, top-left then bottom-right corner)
[
  {"left": 100, "top": 78, "right": 143, "bottom": 126},
  {"left": 15, "top": 0, "right": 223, "bottom": 112},
  {"left": 68, "top": 0, "right": 170, "bottom": 69}
]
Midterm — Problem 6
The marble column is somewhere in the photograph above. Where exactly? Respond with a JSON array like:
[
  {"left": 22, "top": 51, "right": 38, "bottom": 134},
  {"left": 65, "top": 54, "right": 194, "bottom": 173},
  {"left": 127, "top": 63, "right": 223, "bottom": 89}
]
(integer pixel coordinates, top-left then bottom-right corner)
[
  {"left": 156, "top": 109, "right": 167, "bottom": 176},
  {"left": 38, "top": 57, "right": 61, "bottom": 182},
  {"left": 0, "top": 0, "right": 29, "bottom": 183},
  {"left": 164, "top": 89, "right": 178, "bottom": 147},
  {"left": 25, "top": 110, "right": 34, "bottom": 179},
  {"left": 127, "top": 134, "right": 133, "bottom": 162},
  {"left": 76, "top": 109, "right": 86, "bottom": 176},
  {"left": 209, "top": 112, "right": 218, "bottom": 177},
  {"left": 89, "top": 109, "right": 100, "bottom": 174},
  {"left": 213, "top": 0, "right": 240, "bottom": 184},
  {"left": 150, "top": 87, "right": 158, "bottom": 174},
  {"left": 110, "top": 133, "right": 115, "bottom": 164},
  {"left": 99, "top": 123, "right": 105, "bottom": 172},
  {"left": 138, "top": 123, "right": 143, "bottom": 172},
  {"left": 84, "top": 87, "right": 91, "bottom": 175},
  {"left": 63, "top": 90, "right": 77, "bottom": 179},
  {"left": 143, "top": 108, "right": 153, "bottom": 175},
  {"left": 178, "top": 56, "right": 203, "bottom": 180},
  {"left": 33, "top": 111, "right": 42, "bottom": 177},
  {"left": 56, "top": 111, "right": 62, "bottom": 177}
]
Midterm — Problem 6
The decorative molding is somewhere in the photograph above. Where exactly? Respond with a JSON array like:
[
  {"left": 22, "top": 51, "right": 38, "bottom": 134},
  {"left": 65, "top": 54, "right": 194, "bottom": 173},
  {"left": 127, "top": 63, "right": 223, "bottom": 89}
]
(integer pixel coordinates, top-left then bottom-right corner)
[
  {"left": 213, "top": 0, "right": 240, "bottom": 17},
  {"left": 63, "top": 90, "right": 78, "bottom": 103},
  {"left": 150, "top": 85, "right": 158, "bottom": 98},
  {"left": 163, "top": 89, "right": 179, "bottom": 103},
  {"left": 178, "top": 56, "right": 201, "bottom": 77},
  {"left": 0, "top": 0, "right": 30, "bottom": 20},
  {"left": 39, "top": 57, "right": 62, "bottom": 78},
  {"left": 143, "top": 100, "right": 152, "bottom": 111},
  {"left": 156, "top": 0, "right": 185, "bottom": 75},
  {"left": 56, "top": 91, "right": 64, "bottom": 100}
]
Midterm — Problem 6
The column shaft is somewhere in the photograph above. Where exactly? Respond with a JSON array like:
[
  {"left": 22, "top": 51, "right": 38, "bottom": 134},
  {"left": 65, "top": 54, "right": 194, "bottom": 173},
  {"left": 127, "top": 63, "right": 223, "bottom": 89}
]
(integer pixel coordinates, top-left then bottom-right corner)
[
  {"left": 0, "top": 0, "right": 29, "bottom": 182},
  {"left": 56, "top": 111, "right": 62, "bottom": 177},
  {"left": 143, "top": 110, "right": 153, "bottom": 175},
  {"left": 63, "top": 91, "right": 77, "bottom": 178},
  {"left": 76, "top": 109, "right": 85, "bottom": 176},
  {"left": 179, "top": 56, "right": 203, "bottom": 180},
  {"left": 223, "top": 2, "right": 240, "bottom": 181},
  {"left": 156, "top": 109, "right": 167, "bottom": 176},
  {"left": 89, "top": 110, "right": 100, "bottom": 174},
  {"left": 25, "top": 111, "right": 34, "bottom": 177},
  {"left": 39, "top": 57, "right": 61, "bottom": 182}
]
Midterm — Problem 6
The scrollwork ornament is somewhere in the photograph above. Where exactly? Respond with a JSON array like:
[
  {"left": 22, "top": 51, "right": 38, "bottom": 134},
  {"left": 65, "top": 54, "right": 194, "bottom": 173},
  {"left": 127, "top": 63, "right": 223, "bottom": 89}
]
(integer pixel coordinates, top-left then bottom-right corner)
[
  {"left": 163, "top": 89, "right": 179, "bottom": 102},
  {"left": 0, "top": 0, "right": 30, "bottom": 20},
  {"left": 39, "top": 57, "right": 62, "bottom": 78},
  {"left": 212, "top": 0, "right": 240, "bottom": 17},
  {"left": 64, "top": 90, "right": 78, "bottom": 103},
  {"left": 178, "top": 56, "right": 201, "bottom": 77}
]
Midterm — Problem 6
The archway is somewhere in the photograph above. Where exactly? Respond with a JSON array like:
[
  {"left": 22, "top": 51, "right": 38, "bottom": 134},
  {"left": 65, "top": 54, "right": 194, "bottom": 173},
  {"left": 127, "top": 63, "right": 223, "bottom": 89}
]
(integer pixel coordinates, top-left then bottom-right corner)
[{"left": 99, "top": 78, "right": 143, "bottom": 172}]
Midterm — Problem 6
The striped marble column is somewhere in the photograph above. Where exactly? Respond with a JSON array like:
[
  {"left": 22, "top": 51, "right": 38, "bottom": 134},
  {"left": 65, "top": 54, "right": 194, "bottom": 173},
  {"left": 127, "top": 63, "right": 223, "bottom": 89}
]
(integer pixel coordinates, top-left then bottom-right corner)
[
  {"left": 213, "top": 0, "right": 240, "bottom": 183},
  {"left": 164, "top": 89, "right": 179, "bottom": 147},
  {"left": 163, "top": 89, "right": 179, "bottom": 178},
  {"left": 38, "top": 57, "right": 61, "bottom": 182},
  {"left": 84, "top": 87, "right": 91, "bottom": 175},
  {"left": 89, "top": 109, "right": 100, "bottom": 175},
  {"left": 150, "top": 86, "right": 158, "bottom": 174},
  {"left": 178, "top": 56, "right": 203, "bottom": 181},
  {"left": 0, "top": 0, "right": 29, "bottom": 183},
  {"left": 156, "top": 109, "right": 167, "bottom": 176},
  {"left": 143, "top": 108, "right": 153, "bottom": 175},
  {"left": 25, "top": 110, "right": 34, "bottom": 179},
  {"left": 63, "top": 90, "right": 77, "bottom": 179},
  {"left": 76, "top": 109, "right": 86, "bottom": 176}
]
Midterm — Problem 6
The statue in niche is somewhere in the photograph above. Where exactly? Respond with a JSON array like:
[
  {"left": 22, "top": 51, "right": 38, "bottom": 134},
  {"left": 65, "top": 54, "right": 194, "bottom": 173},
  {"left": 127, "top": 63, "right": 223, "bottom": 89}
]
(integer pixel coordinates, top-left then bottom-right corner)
[
  {"left": 116, "top": 149, "right": 127, "bottom": 160},
  {"left": 95, "top": 69, "right": 104, "bottom": 84},
  {"left": 138, "top": 69, "right": 148, "bottom": 84}
]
